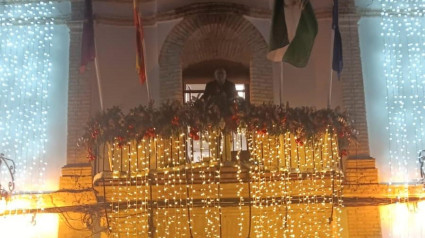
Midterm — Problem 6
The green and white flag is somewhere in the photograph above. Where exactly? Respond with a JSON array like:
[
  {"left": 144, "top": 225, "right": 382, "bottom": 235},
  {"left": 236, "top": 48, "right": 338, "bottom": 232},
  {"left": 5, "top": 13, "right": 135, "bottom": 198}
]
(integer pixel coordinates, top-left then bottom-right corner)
[{"left": 267, "top": 0, "right": 318, "bottom": 67}]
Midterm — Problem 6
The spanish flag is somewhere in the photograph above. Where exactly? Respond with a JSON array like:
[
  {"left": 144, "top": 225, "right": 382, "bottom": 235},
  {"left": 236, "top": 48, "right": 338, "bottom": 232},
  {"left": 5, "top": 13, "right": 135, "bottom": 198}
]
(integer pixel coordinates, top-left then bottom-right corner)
[
  {"left": 267, "top": 0, "right": 318, "bottom": 67},
  {"left": 133, "top": 0, "right": 147, "bottom": 84}
]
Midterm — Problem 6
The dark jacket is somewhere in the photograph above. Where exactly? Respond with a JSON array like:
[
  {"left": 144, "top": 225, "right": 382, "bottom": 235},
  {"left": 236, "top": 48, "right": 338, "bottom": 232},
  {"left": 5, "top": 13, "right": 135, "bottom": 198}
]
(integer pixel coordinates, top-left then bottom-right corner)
[{"left": 202, "top": 80, "right": 237, "bottom": 101}]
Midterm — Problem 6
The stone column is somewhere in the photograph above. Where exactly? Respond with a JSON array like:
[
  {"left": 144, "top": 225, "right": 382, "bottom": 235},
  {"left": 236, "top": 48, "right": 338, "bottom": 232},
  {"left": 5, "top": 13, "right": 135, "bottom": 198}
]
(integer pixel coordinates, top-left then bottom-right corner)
[
  {"left": 338, "top": 1, "right": 380, "bottom": 185},
  {"left": 66, "top": 0, "right": 94, "bottom": 166},
  {"left": 339, "top": 0, "right": 370, "bottom": 158},
  {"left": 55, "top": 1, "right": 100, "bottom": 237},
  {"left": 59, "top": 0, "right": 95, "bottom": 201}
]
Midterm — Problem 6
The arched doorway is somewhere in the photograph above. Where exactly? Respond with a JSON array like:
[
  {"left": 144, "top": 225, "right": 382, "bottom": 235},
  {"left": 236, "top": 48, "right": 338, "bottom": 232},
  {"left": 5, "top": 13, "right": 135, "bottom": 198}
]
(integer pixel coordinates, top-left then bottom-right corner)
[
  {"left": 159, "top": 7, "right": 272, "bottom": 104},
  {"left": 183, "top": 59, "right": 250, "bottom": 102}
]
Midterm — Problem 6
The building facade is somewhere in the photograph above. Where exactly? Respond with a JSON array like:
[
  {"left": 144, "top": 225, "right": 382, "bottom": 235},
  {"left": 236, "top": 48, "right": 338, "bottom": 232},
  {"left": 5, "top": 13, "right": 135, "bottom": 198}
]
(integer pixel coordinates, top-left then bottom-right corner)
[{"left": 2, "top": 0, "right": 425, "bottom": 237}]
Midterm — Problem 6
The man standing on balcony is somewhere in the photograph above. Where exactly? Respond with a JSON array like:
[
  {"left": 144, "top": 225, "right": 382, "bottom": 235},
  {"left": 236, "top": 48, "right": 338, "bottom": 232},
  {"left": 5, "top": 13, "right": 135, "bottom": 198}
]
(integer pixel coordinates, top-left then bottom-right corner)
[
  {"left": 202, "top": 68, "right": 238, "bottom": 165},
  {"left": 202, "top": 68, "right": 237, "bottom": 102}
]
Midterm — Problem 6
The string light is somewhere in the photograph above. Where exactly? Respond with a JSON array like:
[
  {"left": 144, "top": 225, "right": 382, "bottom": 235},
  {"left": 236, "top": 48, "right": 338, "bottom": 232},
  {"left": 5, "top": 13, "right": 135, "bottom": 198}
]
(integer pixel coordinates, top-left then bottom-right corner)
[
  {"left": 100, "top": 127, "right": 342, "bottom": 237},
  {"left": 0, "top": 1, "right": 54, "bottom": 213},
  {"left": 379, "top": 0, "right": 425, "bottom": 190}
]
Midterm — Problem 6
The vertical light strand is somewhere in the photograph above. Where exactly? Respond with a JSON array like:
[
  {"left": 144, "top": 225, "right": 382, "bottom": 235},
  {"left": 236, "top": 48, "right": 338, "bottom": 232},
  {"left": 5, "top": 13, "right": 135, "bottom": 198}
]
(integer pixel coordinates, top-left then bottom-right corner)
[{"left": 234, "top": 130, "right": 244, "bottom": 237}]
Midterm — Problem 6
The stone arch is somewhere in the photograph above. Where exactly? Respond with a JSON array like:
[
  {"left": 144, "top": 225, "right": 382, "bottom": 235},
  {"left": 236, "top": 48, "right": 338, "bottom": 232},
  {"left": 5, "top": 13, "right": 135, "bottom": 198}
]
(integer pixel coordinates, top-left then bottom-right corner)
[
  {"left": 159, "top": 8, "right": 272, "bottom": 104},
  {"left": 181, "top": 25, "right": 251, "bottom": 69}
]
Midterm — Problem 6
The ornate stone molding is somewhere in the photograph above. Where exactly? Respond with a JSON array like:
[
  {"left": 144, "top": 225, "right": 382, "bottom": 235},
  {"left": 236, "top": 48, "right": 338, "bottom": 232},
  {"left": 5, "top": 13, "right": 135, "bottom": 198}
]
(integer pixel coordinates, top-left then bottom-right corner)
[{"left": 94, "top": 2, "right": 332, "bottom": 26}]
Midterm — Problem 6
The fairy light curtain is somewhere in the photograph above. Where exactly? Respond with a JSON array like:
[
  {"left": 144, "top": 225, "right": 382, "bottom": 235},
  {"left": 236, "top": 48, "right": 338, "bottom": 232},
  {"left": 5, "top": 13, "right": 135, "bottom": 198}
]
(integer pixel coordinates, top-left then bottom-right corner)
[
  {"left": 379, "top": 0, "right": 425, "bottom": 184},
  {"left": 86, "top": 102, "right": 349, "bottom": 237},
  {"left": 0, "top": 1, "right": 54, "bottom": 201},
  {"left": 101, "top": 132, "right": 343, "bottom": 238}
]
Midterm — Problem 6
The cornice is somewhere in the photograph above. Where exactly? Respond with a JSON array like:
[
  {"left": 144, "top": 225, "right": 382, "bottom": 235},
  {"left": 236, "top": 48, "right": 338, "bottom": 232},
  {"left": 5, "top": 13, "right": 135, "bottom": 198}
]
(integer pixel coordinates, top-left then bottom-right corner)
[
  {"left": 1, "top": 1, "right": 335, "bottom": 26},
  {"left": 357, "top": 6, "right": 425, "bottom": 17},
  {"left": 94, "top": 2, "right": 333, "bottom": 26}
]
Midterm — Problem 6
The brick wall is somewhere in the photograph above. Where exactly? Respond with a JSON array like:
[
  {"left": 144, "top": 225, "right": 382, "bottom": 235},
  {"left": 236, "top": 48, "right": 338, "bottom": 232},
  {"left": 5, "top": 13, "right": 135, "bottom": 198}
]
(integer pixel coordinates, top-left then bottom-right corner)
[
  {"left": 346, "top": 206, "right": 382, "bottom": 238},
  {"left": 345, "top": 158, "right": 379, "bottom": 184},
  {"left": 159, "top": 10, "right": 273, "bottom": 104},
  {"left": 339, "top": 1, "right": 371, "bottom": 158},
  {"left": 59, "top": 164, "right": 93, "bottom": 190},
  {"left": 66, "top": 0, "right": 93, "bottom": 165},
  {"left": 181, "top": 26, "right": 251, "bottom": 68}
]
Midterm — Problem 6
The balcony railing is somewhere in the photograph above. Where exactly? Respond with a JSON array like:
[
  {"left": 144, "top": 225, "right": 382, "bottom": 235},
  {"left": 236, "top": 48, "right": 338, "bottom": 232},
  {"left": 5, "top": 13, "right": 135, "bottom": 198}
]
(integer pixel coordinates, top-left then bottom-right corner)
[
  {"left": 91, "top": 130, "right": 341, "bottom": 180},
  {"left": 83, "top": 99, "right": 352, "bottom": 237},
  {"left": 83, "top": 99, "right": 351, "bottom": 178}
]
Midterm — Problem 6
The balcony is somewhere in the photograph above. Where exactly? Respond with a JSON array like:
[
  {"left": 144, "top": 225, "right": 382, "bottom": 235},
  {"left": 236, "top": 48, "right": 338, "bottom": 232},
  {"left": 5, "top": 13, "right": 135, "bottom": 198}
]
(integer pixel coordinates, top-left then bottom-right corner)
[{"left": 83, "top": 99, "right": 352, "bottom": 237}]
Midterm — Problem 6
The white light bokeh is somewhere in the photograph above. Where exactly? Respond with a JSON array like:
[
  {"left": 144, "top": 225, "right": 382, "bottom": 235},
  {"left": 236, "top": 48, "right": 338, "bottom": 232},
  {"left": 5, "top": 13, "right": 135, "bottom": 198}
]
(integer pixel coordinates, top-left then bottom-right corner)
[{"left": 380, "top": 201, "right": 425, "bottom": 238}]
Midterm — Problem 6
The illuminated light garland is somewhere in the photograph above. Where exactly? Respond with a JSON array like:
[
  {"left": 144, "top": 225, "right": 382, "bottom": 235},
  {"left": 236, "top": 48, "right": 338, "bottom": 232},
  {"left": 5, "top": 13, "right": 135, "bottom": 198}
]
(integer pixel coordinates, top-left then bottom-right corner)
[
  {"left": 379, "top": 0, "right": 425, "bottom": 188},
  {"left": 89, "top": 104, "right": 348, "bottom": 237},
  {"left": 98, "top": 130, "right": 343, "bottom": 237},
  {"left": 0, "top": 1, "right": 54, "bottom": 213}
]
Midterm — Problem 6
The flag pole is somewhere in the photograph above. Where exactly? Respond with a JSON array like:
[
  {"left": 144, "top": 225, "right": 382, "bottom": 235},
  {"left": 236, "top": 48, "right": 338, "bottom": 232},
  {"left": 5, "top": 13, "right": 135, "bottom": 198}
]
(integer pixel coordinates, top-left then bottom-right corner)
[
  {"left": 327, "top": 29, "right": 335, "bottom": 109},
  {"left": 328, "top": 30, "right": 335, "bottom": 108},
  {"left": 280, "top": 62, "right": 284, "bottom": 106},
  {"left": 93, "top": 22, "right": 104, "bottom": 111},
  {"left": 141, "top": 37, "right": 150, "bottom": 102},
  {"left": 94, "top": 58, "right": 104, "bottom": 111}
]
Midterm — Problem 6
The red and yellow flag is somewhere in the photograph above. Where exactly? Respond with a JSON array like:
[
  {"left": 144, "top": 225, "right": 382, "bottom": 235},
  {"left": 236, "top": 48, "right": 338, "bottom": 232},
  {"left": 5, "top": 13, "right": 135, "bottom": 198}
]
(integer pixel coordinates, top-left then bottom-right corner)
[{"left": 133, "top": 0, "right": 147, "bottom": 84}]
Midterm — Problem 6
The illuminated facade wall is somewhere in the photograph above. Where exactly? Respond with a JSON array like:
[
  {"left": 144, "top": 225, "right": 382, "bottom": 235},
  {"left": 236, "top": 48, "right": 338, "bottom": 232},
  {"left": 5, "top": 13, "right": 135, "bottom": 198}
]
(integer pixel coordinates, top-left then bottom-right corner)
[
  {"left": 381, "top": 0, "right": 425, "bottom": 183},
  {"left": 0, "top": 0, "right": 69, "bottom": 200},
  {"left": 0, "top": 1, "right": 68, "bottom": 236},
  {"left": 1, "top": 0, "right": 424, "bottom": 237},
  {"left": 360, "top": 0, "right": 425, "bottom": 183},
  {"left": 0, "top": 2, "right": 53, "bottom": 193}
]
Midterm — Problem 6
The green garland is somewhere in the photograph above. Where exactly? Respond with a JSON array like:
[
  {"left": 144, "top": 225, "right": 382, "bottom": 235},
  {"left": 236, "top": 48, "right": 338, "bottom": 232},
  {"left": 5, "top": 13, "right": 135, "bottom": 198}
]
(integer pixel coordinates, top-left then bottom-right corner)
[{"left": 81, "top": 96, "right": 355, "bottom": 161}]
